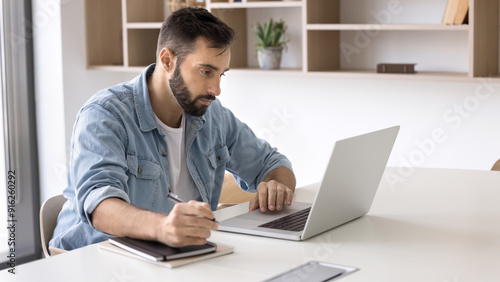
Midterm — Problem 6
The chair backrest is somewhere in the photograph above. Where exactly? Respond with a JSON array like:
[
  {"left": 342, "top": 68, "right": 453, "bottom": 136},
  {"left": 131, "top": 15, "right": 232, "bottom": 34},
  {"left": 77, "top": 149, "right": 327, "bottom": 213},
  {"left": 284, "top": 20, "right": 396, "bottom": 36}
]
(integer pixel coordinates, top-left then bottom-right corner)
[
  {"left": 218, "top": 173, "right": 255, "bottom": 209},
  {"left": 492, "top": 159, "right": 500, "bottom": 171},
  {"left": 39, "top": 194, "right": 66, "bottom": 257}
]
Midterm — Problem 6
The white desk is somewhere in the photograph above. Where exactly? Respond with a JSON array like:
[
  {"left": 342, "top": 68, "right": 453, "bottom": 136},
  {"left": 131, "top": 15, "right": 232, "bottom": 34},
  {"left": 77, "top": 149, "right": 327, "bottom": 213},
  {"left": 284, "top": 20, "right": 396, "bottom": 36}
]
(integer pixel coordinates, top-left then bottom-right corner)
[{"left": 2, "top": 168, "right": 500, "bottom": 281}]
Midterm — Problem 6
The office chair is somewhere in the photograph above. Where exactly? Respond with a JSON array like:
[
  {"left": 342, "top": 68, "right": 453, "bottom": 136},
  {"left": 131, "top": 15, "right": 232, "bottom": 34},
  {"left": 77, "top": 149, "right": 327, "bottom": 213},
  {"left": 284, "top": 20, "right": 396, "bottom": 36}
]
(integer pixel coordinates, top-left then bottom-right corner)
[
  {"left": 218, "top": 173, "right": 255, "bottom": 209},
  {"left": 39, "top": 194, "right": 67, "bottom": 257},
  {"left": 492, "top": 159, "right": 500, "bottom": 171}
]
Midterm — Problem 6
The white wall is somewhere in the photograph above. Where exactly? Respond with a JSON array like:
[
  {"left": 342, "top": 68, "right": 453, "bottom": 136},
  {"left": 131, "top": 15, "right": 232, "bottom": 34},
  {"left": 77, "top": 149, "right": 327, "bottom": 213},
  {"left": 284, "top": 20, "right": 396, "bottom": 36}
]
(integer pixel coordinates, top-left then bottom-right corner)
[
  {"left": 219, "top": 73, "right": 500, "bottom": 188},
  {"left": 35, "top": 0, "right": 500, "bottom": 202}
]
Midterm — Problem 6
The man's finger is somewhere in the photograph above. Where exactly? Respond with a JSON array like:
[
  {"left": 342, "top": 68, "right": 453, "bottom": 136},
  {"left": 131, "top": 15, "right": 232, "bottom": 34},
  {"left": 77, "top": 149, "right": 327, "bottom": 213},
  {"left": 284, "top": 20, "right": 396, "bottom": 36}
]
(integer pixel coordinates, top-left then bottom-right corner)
[
  {"left": 285, "top": 188, "right": 294, "bottom": 206},
  {"left": 184, "top": 201, "right": 215, "bottom": 221},
  {"left": 167, "top": 227, "right": 212, "bottom": 247},
  {"left": 249, "top": 196, "right": 259, "bottom": 211},
  {"left": 258, "top": 184, "right": 268, "bottom": 212},
  {"left": 267, "top": 183, "right": 277, "bottom": 211},
  {"left": 275, "top": 184, "right": 285, "bottom": 210}
]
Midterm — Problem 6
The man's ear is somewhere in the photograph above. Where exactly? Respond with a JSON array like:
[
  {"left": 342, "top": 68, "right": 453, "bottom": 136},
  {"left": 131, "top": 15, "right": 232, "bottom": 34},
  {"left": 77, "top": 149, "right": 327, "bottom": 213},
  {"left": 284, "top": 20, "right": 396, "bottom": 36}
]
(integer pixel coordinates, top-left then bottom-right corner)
[{"left": 159, "top": 48, "right": 176, "bottom": 73}]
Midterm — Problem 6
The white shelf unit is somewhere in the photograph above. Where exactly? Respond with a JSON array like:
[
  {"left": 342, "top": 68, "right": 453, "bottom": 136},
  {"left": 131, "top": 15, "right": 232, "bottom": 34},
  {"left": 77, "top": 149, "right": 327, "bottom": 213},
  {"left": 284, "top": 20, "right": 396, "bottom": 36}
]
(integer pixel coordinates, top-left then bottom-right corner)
[
  {"left": 85, "top": 0, "right": 500, "bottom": 81},
  {"left": 303, "top": 0, "right": 499, "bottom": 80}
]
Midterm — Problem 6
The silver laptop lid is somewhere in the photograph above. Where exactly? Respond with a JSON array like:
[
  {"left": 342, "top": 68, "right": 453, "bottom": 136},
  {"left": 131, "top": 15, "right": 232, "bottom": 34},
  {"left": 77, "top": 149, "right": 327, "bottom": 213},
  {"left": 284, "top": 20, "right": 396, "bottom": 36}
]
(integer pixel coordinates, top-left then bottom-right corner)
[{"left": 301, "top": 126, "right": 399, "bottom": 240}]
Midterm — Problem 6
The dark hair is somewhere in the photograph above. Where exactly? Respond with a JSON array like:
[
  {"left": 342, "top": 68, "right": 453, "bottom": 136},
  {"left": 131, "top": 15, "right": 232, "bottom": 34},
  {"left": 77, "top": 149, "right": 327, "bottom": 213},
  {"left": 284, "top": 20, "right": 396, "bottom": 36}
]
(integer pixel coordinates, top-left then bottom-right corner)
[{"left": 157, "top": 7, "right": 235, "bottom": 66}]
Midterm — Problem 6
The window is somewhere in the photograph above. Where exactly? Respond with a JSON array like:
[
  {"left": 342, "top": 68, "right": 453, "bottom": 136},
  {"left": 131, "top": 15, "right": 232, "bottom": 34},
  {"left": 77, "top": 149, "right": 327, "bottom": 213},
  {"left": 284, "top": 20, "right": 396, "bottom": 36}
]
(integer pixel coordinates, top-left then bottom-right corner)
[
  {"left": 0, "top": 43, "right": 6, "bottom": 256},
  {"left": 0, "top": 0, "right": 41, "bottom": 270}
]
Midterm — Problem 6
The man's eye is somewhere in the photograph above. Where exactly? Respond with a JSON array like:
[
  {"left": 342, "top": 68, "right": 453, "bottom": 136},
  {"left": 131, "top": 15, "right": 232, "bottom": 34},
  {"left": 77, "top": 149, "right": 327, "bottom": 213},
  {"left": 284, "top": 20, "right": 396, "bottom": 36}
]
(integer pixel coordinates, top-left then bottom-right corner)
[
  {"left": 220, "top": 72, "right": 226, "bottom": 77},
  {"left": 201, "top": 70, "right": 211, "bottom": 76}
]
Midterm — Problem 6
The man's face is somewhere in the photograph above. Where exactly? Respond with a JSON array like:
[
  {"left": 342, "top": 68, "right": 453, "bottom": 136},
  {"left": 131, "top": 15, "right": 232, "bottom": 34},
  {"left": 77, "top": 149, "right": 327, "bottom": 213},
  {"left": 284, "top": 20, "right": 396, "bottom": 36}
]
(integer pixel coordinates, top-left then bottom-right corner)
[{"left": 169, "top": 38, "right": 231, "bottom": 116}]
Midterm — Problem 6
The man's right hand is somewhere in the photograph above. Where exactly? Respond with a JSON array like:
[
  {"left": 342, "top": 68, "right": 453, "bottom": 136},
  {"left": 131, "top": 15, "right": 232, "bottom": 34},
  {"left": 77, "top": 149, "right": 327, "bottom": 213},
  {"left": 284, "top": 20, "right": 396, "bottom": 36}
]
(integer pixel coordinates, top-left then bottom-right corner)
[
  {"left": 156, "top": 201, "right": 218, "bottom": 247},
  {"left": 92, "top": 198, "right": 217, "bottom": 248}
]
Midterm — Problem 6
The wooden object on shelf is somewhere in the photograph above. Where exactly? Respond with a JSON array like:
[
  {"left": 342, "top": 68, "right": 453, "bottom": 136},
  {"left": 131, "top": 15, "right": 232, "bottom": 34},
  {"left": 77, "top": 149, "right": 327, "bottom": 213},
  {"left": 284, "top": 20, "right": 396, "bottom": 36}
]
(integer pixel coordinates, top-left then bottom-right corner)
[
  {"left": 442, "top": 0, "right": 460, "bottom": 25},
  {"left": 453, "top": 0, "right": 469, "bottom": 25},
  {"left": 377, "top": 63, "right": 416, "bottom": 74},
  {"left": 442, "top": 0, "right": 469, "bottom": 25},
  {"left": 166, "top": 0, "right": 206, "bottom": 13}
]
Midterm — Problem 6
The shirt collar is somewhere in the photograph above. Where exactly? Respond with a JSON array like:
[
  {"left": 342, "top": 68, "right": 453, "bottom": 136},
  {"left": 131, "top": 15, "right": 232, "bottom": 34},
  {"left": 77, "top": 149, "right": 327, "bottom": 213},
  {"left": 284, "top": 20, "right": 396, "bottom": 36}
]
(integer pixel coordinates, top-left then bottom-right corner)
[{"left": 186, "top": 113, "right": 206, "bottom": 130}]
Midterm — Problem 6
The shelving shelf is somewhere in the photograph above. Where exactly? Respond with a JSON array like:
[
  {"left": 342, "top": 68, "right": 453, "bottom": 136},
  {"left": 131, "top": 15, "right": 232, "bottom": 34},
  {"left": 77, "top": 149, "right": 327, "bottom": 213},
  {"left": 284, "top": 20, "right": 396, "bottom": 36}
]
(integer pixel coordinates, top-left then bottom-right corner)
[
  {"left": 226, "top": 67, "right": 303, "bottom": 73},
  {"left": 306, "top": 24, "right": 470, "bottom": 31},
  {"left": 85, "top": 0, "right": 500, "bottom": 82},
  {"left": 125, "top": 23, "right": 163, "bottom": 29},
  {"left": 88, "top": 65, "right": 147, "bottom": 72},
  {"left": 86, "top": 65, "right": 495, "bottom": 83},
  {"left": 310, "top": 70, "right": 470, "bottom": 81},
  {"left": 209, "top": 1, "right": 302, "bottom": 9}
]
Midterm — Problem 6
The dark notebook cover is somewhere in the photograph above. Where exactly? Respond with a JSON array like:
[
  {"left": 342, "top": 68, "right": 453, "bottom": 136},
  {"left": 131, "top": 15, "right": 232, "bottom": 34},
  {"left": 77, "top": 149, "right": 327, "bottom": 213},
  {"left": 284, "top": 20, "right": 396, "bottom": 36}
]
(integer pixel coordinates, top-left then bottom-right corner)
[{"left": 109, "top": 237, "right": 216, "bottom": 261}]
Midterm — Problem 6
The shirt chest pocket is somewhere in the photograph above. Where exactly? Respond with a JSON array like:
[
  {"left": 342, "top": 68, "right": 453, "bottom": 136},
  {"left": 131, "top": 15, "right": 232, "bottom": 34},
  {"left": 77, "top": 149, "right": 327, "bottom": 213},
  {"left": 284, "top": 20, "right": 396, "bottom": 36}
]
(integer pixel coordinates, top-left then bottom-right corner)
[
  {"left": 126, "top": 154, "right": 162, "bottom": 210},
  {"left": 203, "top": 146, "right": 231, "bottom": 205},
  {"left": 127, "top": 154, "right": 161, "bottom": 179},
  {"left": 206, "top": 146, "right": 231, "bottom": 169}
]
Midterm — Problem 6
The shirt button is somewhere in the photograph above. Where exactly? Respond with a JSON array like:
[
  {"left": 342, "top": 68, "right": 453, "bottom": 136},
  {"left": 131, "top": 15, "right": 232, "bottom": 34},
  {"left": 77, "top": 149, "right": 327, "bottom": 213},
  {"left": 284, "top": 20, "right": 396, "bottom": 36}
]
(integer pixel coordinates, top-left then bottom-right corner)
[
  {"left": 216, "top": 156, "right": 220, "bottom": 162},
  {"left": 168, "top": 187, "right": 172, "bottom": 192},
  {"left": 137, "top": 166, "right": 142, "bottom": 173},
  {"left": 162, "top": 151, "right": 167, "bottom": 157}
]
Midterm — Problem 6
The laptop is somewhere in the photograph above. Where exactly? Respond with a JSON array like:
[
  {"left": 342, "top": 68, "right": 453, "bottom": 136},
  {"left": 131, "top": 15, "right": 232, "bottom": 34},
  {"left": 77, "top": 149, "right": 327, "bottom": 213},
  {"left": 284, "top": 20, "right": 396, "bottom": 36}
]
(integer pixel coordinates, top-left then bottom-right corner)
[{"left": 217, "top": 125, "right": 400, "bottom": 241}]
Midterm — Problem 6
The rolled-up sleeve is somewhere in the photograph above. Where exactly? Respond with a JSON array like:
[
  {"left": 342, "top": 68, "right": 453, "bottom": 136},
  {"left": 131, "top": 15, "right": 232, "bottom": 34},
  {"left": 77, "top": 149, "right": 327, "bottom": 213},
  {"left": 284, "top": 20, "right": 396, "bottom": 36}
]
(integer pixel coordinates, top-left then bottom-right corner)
[
  {"left": 223, "top": 107, "right": 293, "bottom": 193},
  {"left": 70, "top": 103, "right": 131, "bottom": 226}
]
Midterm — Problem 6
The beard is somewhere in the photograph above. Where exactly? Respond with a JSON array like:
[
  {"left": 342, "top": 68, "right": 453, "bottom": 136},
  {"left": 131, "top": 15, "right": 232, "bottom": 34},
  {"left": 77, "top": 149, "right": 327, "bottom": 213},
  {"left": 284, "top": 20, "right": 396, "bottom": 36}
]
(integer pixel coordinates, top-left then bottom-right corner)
[{"left": 169, "top": 64, "right": 216, "bottom": 117}]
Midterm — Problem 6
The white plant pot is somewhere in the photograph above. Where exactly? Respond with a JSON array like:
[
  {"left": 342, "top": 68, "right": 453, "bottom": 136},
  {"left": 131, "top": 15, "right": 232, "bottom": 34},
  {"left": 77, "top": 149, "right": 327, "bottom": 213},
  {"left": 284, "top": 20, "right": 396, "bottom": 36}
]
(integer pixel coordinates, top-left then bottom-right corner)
[{"left": 257, "top": 46, "right": 283, "bottom": 70}]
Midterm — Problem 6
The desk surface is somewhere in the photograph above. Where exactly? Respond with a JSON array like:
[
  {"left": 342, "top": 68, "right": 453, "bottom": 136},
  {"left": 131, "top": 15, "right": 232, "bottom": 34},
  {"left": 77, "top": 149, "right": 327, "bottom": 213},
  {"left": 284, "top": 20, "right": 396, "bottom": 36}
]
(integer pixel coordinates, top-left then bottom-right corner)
[{"left": 2, "top": 168, "right": 500, "bottom": 282}]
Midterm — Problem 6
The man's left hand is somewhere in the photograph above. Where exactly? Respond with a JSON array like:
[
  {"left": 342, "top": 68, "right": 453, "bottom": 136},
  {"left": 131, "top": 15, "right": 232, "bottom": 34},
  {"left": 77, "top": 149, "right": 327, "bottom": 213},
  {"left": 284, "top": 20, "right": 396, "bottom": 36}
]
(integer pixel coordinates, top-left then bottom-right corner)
[{"left": 248, "top": 180, "right": 294, "bottom": 212}]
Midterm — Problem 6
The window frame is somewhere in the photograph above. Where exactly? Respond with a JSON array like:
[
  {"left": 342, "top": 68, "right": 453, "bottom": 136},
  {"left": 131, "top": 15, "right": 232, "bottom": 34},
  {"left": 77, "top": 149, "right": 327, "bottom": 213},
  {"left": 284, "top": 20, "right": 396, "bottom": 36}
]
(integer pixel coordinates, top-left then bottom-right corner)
[{"left": 0, "top": 0, "right": 42, "bottom": 269}]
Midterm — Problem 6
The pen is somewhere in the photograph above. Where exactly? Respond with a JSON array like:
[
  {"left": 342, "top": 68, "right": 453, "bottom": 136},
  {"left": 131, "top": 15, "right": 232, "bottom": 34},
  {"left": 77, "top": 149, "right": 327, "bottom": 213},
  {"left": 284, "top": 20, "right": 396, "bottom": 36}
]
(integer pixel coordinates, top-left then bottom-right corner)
[
  {"left": 167, "top": 193, "right": 220, "bottom": 224},
  {"left": 167, "top": 192, "right": 184, "bottom": 204}
]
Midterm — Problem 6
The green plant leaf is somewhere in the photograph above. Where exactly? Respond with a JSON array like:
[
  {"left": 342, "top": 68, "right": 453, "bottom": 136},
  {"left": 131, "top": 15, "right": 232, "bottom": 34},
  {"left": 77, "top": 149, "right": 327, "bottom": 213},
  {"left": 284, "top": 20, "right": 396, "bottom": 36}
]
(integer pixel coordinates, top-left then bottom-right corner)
[
  {"left": 264, "top": 19, "right": 272, "bottom": 45},
  {"left": 253, "top": 18, "right": 288, "bottom": 49}
]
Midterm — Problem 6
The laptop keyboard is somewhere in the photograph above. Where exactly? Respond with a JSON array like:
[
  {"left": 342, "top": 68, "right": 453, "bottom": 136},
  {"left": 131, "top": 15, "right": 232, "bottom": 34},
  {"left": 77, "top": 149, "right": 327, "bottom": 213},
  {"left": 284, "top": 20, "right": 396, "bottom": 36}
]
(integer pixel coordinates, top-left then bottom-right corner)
[{"left": 258, "top": 207, "right": 311, "bottom": 232}]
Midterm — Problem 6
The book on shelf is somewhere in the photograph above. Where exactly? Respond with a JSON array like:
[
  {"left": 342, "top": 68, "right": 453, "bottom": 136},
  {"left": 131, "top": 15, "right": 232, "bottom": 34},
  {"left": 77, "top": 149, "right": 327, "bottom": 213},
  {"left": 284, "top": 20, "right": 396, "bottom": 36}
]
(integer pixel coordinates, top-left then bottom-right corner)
[
  {"left": 100, "top": 237, "right": 234, "bottom": 268},
  {"left": 442, "top": 0, "right": 469, "bottom": 25},
  {"left": 377, "top": 63, "right": 416, "bottom": 74},
  {"left": 453, "top": 0, "right": 469, "bottom": 25}
]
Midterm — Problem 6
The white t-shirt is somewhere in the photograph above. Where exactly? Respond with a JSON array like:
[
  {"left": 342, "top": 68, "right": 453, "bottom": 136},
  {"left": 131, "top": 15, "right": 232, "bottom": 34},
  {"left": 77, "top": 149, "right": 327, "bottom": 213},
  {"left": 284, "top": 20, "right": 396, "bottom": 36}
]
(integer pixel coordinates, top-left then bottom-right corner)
[{"left": 155, "top": 113, "right": 201, "bottom": 201}]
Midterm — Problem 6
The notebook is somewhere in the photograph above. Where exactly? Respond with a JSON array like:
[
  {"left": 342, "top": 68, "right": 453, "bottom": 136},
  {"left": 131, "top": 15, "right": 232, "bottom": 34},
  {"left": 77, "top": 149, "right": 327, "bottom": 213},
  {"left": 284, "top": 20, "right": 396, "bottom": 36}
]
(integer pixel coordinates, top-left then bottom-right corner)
[
  {"left": 108, "top": 237, "right": 216, "bottom": 261},
  {"left": 100, "top": 239, "right": 234, "bottom": 268},
  {"left": 217, "top": 125, "right": 400, "bottom": 241}
]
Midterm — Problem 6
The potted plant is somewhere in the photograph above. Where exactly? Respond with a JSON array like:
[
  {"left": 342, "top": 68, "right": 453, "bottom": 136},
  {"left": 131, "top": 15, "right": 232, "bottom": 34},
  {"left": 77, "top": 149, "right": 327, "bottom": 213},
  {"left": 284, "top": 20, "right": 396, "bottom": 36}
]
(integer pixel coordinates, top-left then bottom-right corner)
[{"left": 253, "top": 19, "right": 288, "bottom": 70}]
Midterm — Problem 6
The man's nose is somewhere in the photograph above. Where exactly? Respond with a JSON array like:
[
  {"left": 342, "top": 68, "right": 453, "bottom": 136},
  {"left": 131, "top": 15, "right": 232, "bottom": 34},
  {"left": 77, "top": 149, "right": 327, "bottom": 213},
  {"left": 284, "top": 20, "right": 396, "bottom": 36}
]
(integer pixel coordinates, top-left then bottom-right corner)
[{"left": 207, "top": 77, "right": 221, "bottom": 96}]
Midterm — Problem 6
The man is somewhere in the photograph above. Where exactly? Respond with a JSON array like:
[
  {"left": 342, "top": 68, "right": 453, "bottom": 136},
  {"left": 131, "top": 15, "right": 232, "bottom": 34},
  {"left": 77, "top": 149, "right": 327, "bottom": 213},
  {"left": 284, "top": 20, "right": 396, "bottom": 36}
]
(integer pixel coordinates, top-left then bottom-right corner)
[{"left": 50, "top": 7, "right": 295, "bottom": 251}]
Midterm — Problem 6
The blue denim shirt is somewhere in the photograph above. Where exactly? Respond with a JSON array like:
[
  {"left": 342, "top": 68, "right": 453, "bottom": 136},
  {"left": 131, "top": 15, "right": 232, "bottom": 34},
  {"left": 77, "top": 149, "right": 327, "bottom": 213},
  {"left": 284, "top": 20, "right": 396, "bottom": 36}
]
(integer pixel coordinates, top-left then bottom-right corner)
[{"left": 50, "top": 64, "right": 292, "bottom": 251}]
